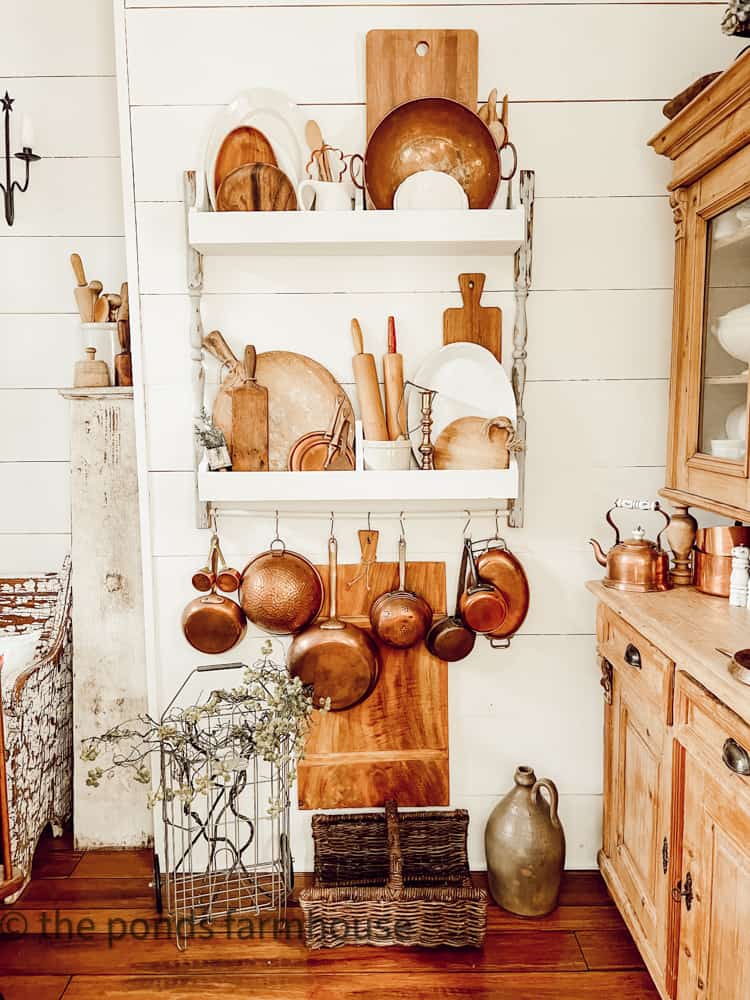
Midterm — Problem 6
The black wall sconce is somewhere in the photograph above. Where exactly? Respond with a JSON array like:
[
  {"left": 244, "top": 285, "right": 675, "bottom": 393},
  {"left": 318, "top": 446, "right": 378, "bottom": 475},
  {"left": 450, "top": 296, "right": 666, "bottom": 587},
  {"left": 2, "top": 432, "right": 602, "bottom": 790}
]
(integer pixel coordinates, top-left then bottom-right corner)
[{"left": 1, "top": 92, "right": 40, "bottom": 227}]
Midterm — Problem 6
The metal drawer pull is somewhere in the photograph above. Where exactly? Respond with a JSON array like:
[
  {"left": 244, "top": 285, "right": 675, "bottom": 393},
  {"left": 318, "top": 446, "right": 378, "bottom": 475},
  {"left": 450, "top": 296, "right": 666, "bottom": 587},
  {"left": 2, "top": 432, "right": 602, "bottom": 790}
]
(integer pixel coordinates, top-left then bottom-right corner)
[
  {"left": 672, "top": 872, "right": 693, "bottom": 911},
  {"left": 722, "top": 738, "right": 750, "bottom": 776},
  {"left": 624, "top": 643, "right": 642, "bottom": 669}
]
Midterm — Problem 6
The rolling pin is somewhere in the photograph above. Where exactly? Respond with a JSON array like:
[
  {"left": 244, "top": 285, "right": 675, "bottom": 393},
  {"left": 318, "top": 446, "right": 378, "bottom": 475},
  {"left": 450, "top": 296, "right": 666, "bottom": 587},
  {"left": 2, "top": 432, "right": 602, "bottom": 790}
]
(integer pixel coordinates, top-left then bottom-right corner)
[
  {"left": 115, "top": 318, "right": 132, "bottom": 387},
  {"left": 70, "top": 252, "right": 95, "bottom": 323},
  {"left": 351, "top": 319, "right": 388, "bottom": 442},
  {"left": 230, "top": 345, "right": 269, "bottom": 471},
  {"left": 383, "top": 316, "right": 406, "bottom": 440}
]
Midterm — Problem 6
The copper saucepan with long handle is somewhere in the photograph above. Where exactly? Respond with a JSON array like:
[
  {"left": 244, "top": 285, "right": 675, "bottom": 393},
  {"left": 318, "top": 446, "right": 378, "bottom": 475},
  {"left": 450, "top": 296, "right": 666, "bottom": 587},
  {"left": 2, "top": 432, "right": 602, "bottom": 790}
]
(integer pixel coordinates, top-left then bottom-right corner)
[
  {"left": 370, "top": 534, "right": 432, "bottom": 649},
  {"left": 426, "top": 541, "right": 476, "bottom": 662},
  {"left": 288, "top": 535, "right": 379, "bottom": 712},
  {"left": 459, "top": 539, "right": 508, "bottom": 635}
]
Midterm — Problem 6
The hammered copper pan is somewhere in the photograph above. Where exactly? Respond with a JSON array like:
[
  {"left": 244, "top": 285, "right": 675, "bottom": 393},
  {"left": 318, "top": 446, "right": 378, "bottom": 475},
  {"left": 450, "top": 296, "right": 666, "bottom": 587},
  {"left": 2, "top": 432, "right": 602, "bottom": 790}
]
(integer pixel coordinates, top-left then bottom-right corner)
[
  {"left": 370, "top": 535, "right": 432, "bottom": 649},
  {"left": 365, "top": 97, "right": 500, "bottom": 210},
  {"left": 240, "top": 539, "right": 324, "bottom": 635},
  {"left": 476, "top": 543, "right": 530, "bottom": 643},
  {"left": 288, "top": 535, "right": 379, "bottom": 712}
]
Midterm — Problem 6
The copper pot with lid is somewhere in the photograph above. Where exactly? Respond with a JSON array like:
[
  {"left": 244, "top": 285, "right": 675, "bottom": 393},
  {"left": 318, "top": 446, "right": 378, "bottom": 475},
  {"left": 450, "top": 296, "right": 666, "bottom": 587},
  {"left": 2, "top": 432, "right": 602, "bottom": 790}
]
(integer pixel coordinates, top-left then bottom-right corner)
[{"left": 590, "top": 498, "right": 672, "bottom": 593}]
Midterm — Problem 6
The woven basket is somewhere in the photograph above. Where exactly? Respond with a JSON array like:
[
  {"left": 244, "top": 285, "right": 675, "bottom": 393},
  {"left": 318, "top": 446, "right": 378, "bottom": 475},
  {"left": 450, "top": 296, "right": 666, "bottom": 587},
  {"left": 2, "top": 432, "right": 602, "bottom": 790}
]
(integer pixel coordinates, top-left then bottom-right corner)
[{"left": 299, "top": 800, "right": 487, "bottom": 949}]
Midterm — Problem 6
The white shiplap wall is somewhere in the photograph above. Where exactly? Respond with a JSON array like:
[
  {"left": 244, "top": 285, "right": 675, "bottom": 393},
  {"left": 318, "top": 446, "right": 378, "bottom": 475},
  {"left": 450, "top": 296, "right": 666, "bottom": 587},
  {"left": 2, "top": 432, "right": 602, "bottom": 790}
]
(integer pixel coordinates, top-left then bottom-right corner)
[
  {"left": 0, "top": 1, "right": 124, "bottom": 572},
  {"left": 115, "top": 0, "right": 745, "bottom": 868}
]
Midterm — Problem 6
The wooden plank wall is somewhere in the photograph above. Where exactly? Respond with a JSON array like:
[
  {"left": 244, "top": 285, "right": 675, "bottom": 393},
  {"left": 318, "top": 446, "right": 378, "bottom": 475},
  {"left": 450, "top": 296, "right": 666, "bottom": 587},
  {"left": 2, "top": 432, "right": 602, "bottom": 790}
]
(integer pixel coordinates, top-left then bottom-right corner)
[
  {"left": 0, "top": 1, "right": 125, "bottom": 573},
  {"left": 115, "top": 0, "right": 745, "bottom": 868}
]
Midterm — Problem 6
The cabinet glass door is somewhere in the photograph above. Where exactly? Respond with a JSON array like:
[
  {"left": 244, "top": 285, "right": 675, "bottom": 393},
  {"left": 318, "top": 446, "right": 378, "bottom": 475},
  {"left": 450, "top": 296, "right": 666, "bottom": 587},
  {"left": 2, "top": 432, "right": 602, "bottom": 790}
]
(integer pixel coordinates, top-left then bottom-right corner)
[{"left": 699, "top": 196, "right": 750, "bottom": 462}]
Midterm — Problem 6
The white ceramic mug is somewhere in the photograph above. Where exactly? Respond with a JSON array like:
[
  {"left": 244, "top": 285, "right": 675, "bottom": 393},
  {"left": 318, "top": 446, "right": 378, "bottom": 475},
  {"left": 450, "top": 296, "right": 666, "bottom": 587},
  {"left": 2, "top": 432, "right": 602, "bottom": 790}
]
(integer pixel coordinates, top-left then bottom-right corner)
[{"left": 297, "top": 180, "right": 353, "bottom": 212}]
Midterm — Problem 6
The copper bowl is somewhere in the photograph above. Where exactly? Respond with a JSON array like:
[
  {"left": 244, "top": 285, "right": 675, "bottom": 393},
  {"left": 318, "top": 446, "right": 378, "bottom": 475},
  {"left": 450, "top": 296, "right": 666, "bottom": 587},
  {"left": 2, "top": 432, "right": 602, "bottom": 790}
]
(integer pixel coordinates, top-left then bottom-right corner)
[
  {"left": 364, "top": 98, "right": 500, "bottom": 210},
  {"left": 239, "top": 545, "right": 324, "bottom": 635}
]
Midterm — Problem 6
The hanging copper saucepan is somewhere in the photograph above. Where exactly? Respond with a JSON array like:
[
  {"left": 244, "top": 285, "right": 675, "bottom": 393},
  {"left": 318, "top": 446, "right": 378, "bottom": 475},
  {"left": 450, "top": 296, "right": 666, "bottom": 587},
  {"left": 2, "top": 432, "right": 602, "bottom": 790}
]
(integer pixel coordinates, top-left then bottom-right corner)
[
  {"left": 426, "top": 542, "right": 476, "bottom": 662},
  {"left": 182, "top": 544, "right": 247, "bottom": 654},
  {"left": 239, "top": 525, "right": 324, "bottom": 636},
  {"left": 475, "top": 537, "right": 530, "bottom": 647},
  {"left": 370, "top": 533, "right": 432, "bottom": 649},
  {"left": 459, "top": 539, "right": 508, "bottom": 635},
  {"left": 192, "top": 532, "right": 219, "bottom": 592},
  {"left": 288, "top": 534, "right": 379, "bottom": 711}
]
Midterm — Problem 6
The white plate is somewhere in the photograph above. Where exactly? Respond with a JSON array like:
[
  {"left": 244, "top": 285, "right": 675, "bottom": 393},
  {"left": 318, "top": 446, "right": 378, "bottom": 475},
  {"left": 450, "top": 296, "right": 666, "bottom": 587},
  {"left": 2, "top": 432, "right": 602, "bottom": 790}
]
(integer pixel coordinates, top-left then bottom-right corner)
[
  {"left": 204, "top": 89, "right": 308, "bottom": 210},
  {"left": 406, "top": 343, "right": 517, "bottom": 464},
  {"left": 394, "top": 170, "right": 469, "bottom": 211}
]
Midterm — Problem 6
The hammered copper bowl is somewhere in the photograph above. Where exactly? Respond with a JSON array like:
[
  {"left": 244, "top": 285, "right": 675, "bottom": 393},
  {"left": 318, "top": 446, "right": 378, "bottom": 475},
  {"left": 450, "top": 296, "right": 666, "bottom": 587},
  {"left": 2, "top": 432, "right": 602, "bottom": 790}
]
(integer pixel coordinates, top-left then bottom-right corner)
[
  {"left": 239, "top": 545, "right": 324, "bottom": 635},
  {"left": 365, "top": 97, "right": 500, "bottom": 210}
]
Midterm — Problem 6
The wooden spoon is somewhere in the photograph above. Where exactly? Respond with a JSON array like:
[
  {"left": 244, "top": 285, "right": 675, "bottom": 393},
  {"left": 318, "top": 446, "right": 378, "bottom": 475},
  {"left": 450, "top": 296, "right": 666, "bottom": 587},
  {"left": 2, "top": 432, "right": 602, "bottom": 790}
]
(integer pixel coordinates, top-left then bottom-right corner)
[{"left": 305, "top": 119, "right": 331, "bottom": 181}]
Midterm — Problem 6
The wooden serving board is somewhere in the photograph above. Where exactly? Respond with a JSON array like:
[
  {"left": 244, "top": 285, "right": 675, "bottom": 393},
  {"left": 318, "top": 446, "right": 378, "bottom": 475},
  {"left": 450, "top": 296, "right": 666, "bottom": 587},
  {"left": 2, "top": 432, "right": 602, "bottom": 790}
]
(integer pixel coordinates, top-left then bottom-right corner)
[
  {"left": 297, "top": 560, "right": 448, "bottom": 810},
  {"left": 443, "top": 273, "right": 502, "bottom": 362},
  {"left": 366, "top": 29, "right": 479, "bottom": 138}
]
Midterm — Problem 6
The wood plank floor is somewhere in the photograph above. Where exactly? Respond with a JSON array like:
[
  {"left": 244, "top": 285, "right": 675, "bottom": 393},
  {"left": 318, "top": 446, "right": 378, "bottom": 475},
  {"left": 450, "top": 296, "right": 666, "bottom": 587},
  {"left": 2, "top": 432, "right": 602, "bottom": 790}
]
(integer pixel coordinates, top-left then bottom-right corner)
[{"left": 0, "top": 827, "right": 660, "bottom": 1000}]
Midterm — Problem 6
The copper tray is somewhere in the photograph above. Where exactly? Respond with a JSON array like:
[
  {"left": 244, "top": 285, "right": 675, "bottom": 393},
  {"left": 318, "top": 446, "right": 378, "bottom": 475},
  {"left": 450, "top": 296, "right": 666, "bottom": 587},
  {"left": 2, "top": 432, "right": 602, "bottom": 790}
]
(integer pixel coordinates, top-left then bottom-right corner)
[{"left": 364, "top": 97, "right": 500, "bottom": 210}]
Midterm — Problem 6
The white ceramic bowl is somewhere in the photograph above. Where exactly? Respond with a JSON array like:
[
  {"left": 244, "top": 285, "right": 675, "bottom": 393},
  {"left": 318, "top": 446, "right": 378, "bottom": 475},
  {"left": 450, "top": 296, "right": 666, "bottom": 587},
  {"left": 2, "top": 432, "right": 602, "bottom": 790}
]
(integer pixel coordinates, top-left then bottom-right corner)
[
  {"left": 725, "top": 403, "right": 748, "bottom": 442},
  {"left": 394, "top": 170, "right": 469, "bottom": 211},
  {"left": 363, "top": 439, "right": 413, "bottom": 471},
  {"left": 710, "top": 438, "right": 746, "bottom": 460},
  {"left": 714, "top": 303, "right": 750, "bottom": 363}
]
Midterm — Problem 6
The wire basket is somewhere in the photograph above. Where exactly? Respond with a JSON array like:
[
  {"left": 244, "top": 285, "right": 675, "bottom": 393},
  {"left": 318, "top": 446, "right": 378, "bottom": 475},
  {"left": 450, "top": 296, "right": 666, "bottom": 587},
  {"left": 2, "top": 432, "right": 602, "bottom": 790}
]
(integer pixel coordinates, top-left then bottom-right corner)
[{"left": 158, "top": 660, "right": 293, "bottom": 949}]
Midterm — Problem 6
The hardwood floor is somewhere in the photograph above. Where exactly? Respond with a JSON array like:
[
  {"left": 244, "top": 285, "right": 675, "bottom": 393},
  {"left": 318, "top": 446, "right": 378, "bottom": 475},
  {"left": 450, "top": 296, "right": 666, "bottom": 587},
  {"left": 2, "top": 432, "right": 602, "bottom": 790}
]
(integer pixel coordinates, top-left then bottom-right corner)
[{"left": 0, "top": 827, "right": 659, "bottom": 999}]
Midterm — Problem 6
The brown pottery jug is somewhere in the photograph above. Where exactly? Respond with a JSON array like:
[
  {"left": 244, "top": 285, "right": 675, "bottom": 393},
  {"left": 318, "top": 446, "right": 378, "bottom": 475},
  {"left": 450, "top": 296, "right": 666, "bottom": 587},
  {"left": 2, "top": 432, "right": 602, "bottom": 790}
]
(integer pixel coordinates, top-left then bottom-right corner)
[{"left": 484, "top": 765, "right": 565, "bottom": 916}]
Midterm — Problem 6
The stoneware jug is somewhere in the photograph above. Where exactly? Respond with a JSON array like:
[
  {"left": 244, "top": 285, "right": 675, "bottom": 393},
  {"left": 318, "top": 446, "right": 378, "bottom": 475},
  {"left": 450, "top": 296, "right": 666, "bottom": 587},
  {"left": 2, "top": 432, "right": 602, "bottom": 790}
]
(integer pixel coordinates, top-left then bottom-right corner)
[{"left": 484, "top": 765, "right": 565, "bottom": 916}]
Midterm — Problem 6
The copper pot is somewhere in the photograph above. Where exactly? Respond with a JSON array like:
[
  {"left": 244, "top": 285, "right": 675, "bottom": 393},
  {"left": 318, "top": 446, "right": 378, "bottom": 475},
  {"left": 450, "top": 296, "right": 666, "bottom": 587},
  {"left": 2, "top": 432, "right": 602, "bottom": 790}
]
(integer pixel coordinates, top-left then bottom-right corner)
[
  {"left": 370, "top": 535, "right": 432, "bottom": 649},
  {"left": 182, "top": 591, "right": 247, "bottom": 654},
  {"left": 364, "top": 97, "right": 500, "bottom": 210},
  {"left": 239, "top": 538, "right": 324, "bottom": 635},
  {"left": 476, "top": 542, "right": 530, "bottom": 645},
  {"left": 695, "top": 526, "right": 750, "bottom": 597},
  {"left": 459, "top": 541, "right": 508, "bottom": 635},
  {"left": 426, "top": 542, "right": 476, "bottom": 662},
  {"left": 288, "top": 535, "right": 379, "bottom": 712}
]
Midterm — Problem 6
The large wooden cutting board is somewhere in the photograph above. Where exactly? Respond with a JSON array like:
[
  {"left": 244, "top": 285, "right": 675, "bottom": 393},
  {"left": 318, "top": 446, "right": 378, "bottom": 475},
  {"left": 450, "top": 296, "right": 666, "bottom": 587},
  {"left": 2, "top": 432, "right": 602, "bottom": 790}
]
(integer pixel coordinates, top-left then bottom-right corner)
[
  {"left": 297, "top": 560, "right": 448, "bottom": 810},
  {"left": 443, "top": 273, "right": 502, "bottom": 362},
  {"left": 366, "top": 29, "right": 479, "bottom": 138}
]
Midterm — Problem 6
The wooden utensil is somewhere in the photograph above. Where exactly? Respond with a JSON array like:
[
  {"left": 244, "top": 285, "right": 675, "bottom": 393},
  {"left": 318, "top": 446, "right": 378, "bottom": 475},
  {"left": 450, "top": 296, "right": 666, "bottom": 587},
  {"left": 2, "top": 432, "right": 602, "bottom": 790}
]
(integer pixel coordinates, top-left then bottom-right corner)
[
  {"left": 216, "top": 163, "right": 297, "bottom": 212},
  {"left": 366, "top": 29, "right": 478, "bottom": 138},
  {"left": 114, "top": 319, "right": 133, "bottom": 387},
  {"left": 70, "top": 252, "right": 95, "bottom": 322},
  {"left": 93, "top": 295, "right": 109, "bottom": 323},
  {"left": 105, "top": 293, "right": 122, "bottom": 323},
  {"left": 119, "top": 282, "right": 129, "bottom": 321},
  {"left": 288, "top": 534, "right": 380, "bottom": 713},
  {"left": 214, "top": 125, "right": 278, "bottom": 196},
  {"left": 74, "top": 348, "right": 110, "bottom": 388},
  {"left": 351, "top": 318, "right": 388, "bottom": 442},
  {"left": 443, "top": 273, "right": 501, "bottom": 361},
  {"left": 230, "top": 345, "right": 269, "bottom": 472},
  {"left": 434, "top": 416, "right": 520, "bottom": 471},
  {"left": 305, "top": 119, "right": 331, "bottom": 182},
  {"left": 347, "top": 527, "right": 380, "bottom": 592},
  {"left": 383, "top": 316, "right": 406, "bottom": 440}
]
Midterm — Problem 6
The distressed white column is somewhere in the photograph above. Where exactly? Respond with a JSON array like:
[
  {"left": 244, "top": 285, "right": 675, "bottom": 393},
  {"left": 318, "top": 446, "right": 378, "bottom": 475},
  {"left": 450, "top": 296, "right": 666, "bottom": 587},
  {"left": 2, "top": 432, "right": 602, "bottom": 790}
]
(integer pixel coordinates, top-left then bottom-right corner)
[{"left": 59, "top": 387, "right": 151, "bottom": 849}]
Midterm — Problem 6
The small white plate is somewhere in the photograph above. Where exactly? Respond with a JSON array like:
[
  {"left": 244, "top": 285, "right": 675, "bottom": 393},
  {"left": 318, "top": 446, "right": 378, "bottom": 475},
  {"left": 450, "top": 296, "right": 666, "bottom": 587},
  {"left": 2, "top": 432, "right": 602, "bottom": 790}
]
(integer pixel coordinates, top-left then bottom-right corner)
[
  {"left": 394, "top": 170, "right": 469, "bottom": 211},
  {"left": 406, "top": 343, "right": 516, "bottom": 464}
]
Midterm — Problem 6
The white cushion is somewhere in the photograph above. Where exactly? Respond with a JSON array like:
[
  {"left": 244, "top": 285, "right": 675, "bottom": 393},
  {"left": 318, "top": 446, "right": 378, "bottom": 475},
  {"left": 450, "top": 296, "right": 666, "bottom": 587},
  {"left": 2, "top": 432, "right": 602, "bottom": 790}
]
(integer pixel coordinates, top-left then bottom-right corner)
[{"left": 0, "top": 629, "right": 43, "bottom": 694}]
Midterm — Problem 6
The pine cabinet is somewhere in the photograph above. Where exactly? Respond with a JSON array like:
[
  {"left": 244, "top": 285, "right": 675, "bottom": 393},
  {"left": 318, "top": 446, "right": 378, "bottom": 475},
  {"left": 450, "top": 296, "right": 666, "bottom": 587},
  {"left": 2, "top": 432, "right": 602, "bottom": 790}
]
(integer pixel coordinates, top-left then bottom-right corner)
[
  {"left": 592, "top": 589, "right": 750, "bottom": 1000},
  {"left": 651, "top": 51, "right": 750, "bottom": 526}
]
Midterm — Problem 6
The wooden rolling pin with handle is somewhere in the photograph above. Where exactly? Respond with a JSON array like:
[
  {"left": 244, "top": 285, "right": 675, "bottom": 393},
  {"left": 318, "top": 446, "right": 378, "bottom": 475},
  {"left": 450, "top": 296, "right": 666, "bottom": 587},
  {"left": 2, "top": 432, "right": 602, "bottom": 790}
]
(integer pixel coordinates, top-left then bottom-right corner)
[
  {"left": 70, "top": 252, "right": 95, "bottom": 323},
  {"left": 351, "top": 318, "right": 388, "bottom": 442},
  {"left": 383, "top": 315, "right": 406, "bottom": 440},
  {"left": 231, "top": 345, "right": 269, "bottom": 472}
]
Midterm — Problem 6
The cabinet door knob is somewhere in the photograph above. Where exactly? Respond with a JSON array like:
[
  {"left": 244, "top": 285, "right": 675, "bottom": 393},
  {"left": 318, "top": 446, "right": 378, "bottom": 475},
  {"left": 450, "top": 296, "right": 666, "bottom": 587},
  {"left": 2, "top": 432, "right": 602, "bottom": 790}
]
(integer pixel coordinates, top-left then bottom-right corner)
[
  {"left": 722, "top": 738, "right": 750, "bottom": 776},
  {"left": 672, "top": 872, "right": 693, "bottom": 911},
  {"left": 624, "top": 643, "right": 642, "bottom": 669}
]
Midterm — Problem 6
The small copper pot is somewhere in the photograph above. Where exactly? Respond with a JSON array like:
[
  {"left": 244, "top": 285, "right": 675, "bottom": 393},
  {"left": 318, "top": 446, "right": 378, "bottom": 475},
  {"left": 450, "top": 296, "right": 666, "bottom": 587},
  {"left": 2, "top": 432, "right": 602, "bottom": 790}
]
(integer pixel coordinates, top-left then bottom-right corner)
[
  {"left": 459, "top": 540, "right": 508, "bottom": 635},
  {"left": 426, "top": 542, "right": 476, "bottom": 662},
  {"left": 192, "top": 534, "right": 219, "bottom": 592},
  {"left": 181, "top": 591, "right": 246, "bottom": 654},
  {"left": 370, "top": 535, "right": 432, "bottom": 649},
  {"left": 695, "top": 526, "right": 750, "bottom": 597}
]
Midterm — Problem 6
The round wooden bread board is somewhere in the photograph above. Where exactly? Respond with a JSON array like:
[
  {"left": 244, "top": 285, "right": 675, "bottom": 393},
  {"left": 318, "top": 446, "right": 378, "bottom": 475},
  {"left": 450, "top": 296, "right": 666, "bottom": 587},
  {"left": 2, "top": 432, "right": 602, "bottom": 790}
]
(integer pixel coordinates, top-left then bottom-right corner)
[
  {"left": 214, "top": 125, "right": 278, "bottom": 196},
  {"left": 216, "top": 162, "right": 297, "bottom": 212}
]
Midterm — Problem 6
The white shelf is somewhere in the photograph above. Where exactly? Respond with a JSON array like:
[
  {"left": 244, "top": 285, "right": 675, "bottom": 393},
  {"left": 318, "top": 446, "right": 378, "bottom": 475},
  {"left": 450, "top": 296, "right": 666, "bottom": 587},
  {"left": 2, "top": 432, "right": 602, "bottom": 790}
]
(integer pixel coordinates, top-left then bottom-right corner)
[
  {"left": 704, "top": 372, "right": 749, "bottom": 385},
  {"left": 188, "top": 207, "right": 525, "bottom": 257},
  {"left": 198, "top": 463, "right": 518, "bottom": 511}
]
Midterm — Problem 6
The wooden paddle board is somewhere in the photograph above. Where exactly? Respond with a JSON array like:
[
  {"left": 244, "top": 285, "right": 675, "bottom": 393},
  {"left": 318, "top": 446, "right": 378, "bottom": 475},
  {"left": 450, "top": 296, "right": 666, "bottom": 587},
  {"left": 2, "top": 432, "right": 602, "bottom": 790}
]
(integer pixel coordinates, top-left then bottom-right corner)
[{"left": 443, "top": 272, "right": 502, "bottom": 362}]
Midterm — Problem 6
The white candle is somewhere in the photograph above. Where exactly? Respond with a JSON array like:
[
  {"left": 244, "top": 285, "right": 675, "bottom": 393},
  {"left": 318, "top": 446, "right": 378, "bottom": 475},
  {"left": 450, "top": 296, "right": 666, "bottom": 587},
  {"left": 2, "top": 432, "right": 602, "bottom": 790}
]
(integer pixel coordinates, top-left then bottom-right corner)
[{"left": 20, "top": 115, "right": 34, "bottom": 151}]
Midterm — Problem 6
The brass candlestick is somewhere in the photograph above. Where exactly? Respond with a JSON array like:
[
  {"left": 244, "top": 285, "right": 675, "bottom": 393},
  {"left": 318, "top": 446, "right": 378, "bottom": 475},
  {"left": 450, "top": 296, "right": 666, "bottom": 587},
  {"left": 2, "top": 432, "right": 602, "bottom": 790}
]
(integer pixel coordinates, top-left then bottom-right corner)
[{"left": 419, "top": 390, "right": 436, "bottom": 470}]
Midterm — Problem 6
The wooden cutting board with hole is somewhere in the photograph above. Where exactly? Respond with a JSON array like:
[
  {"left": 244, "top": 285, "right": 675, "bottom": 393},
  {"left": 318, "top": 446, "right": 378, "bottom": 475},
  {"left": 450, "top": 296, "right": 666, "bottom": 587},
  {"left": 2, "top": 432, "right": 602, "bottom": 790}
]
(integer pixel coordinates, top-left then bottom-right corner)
[
  {"left": 297, "top": 560, "right": 448, "bottom": 809},
  {"left": 366, "top": 29, "right": 479, "bottom": 137},
  {"left": 443, "top": 272, "right": 502, "bottom": 362}
]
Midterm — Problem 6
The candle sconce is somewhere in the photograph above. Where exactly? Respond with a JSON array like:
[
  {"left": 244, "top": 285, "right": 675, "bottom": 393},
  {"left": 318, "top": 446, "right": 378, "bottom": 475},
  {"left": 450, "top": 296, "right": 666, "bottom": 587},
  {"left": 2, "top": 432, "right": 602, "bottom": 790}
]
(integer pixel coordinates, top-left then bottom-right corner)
[{"left": 1, "top": 92, "right": 39, "bottom": 227}]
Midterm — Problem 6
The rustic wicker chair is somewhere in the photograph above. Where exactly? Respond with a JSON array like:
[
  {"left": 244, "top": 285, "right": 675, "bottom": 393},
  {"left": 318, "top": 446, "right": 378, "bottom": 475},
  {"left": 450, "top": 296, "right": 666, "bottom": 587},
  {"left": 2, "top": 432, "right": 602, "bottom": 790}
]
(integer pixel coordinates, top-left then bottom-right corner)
[{"left": 0, "top": 557, "right": 73, "bottom": 903}]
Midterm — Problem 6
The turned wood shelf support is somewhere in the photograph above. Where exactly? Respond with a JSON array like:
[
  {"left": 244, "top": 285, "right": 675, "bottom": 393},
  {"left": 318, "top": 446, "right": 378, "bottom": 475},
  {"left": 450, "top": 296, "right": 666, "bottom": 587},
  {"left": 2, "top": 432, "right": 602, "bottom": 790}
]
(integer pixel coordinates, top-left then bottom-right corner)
[{"left": 666, "top": 501, "right": 698, "bottom": 586}]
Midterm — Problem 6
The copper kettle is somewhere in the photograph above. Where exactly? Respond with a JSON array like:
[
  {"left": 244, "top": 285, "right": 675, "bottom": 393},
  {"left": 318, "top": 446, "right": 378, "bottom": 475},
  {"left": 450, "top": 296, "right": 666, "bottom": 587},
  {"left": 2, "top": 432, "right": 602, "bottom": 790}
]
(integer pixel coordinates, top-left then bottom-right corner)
[{"left": 590, "top": 498, "right": 673, "bottom": 593}]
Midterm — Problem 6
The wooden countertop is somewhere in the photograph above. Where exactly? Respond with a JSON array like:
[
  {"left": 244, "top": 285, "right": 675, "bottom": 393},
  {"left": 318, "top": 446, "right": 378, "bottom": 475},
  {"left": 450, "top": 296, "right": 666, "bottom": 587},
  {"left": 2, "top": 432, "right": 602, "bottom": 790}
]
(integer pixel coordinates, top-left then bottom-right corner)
[{"left": 587, "top": 581, "right": 750, "bottom": 722}]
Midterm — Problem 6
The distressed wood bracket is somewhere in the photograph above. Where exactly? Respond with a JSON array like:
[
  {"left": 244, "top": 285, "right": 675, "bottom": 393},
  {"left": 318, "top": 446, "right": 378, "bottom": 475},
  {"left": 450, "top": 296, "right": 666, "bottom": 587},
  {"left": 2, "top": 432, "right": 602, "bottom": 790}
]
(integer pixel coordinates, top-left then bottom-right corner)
[
  {"left": 669, "top": 189, "right": 688, "bottom": 241},
  {"left": 509, "top": 169, "right": 534, "bottom": 529},
  {"left": 184, "top": 170, "right": 209, "bottom": 529}
]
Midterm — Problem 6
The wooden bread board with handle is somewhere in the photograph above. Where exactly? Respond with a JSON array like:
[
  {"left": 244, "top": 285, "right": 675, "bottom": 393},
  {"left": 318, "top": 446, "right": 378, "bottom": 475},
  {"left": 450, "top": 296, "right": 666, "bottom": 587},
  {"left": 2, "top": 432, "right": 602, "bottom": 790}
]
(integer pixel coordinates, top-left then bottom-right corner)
[
  {"left": 297, "top": 559, "right": 448, "bottom": 809},
  {"left": 230, "top": 346, "right": 269, "bottom": 471},
  {"left": 366, "top": 29, "right": 479, "bottom": 138},
  {"left": 443, "top": 273, "right": 502, "bottom": 362}
]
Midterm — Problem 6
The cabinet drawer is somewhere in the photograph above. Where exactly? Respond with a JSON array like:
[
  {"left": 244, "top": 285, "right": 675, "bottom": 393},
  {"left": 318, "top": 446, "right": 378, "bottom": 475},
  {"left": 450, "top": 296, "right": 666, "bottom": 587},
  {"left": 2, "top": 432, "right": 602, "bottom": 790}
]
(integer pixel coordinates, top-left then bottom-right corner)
[
  {"left": 597, "top": 604, "right": 674, "bottom": 720},
  {"left": 675, "top": 671, "right": 750, "bottom": 794}
]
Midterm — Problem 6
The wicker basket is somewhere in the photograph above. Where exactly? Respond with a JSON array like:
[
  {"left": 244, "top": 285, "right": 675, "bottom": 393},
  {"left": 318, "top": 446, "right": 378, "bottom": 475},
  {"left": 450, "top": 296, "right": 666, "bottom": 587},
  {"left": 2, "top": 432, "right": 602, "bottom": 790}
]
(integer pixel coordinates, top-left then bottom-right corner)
[{"left": 299, "top": 800, "right": 487, "bottom": 949}]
